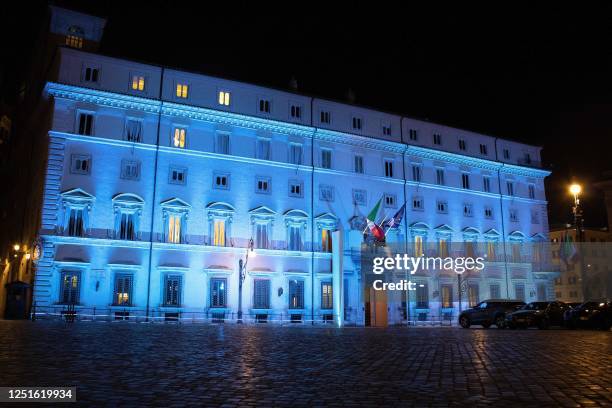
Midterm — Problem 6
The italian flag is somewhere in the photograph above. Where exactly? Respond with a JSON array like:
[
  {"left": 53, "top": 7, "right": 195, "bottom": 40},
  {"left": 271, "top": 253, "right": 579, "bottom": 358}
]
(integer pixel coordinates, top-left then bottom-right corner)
[{"left": 366, "top": 198, "right": 386, "bottom": 242}]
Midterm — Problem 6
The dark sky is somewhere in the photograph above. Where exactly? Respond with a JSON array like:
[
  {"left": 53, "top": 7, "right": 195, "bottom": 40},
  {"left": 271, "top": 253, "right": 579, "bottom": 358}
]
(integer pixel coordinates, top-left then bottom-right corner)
[{"left": 4, "top": 1, "right": 612, "bottom": 228}]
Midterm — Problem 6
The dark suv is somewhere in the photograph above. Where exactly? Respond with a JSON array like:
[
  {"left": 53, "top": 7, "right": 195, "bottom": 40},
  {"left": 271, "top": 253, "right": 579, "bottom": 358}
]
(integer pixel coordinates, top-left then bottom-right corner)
[{"left": 459, "top": 299, "right": 525, "bottom": 329}]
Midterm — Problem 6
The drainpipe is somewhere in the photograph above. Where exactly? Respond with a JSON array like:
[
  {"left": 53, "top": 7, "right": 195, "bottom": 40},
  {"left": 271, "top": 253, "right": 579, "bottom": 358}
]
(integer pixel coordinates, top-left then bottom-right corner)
[
  {"left": 310, "top": 97, "right": 316, "bottom": 325},
  {"left": 494, "top": 137, "right": 510, "bottom": 298},
  {"left": 144, "top": 67, "right": 165, "bottom": 321}
]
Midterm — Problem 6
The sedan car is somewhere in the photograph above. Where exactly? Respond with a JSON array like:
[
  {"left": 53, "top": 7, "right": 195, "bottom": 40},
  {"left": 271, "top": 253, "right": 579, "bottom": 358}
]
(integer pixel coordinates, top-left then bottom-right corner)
[
  {"left": 564, "top": 300, "right": 612, "bottom": 330},
  {"left": 459, "top": 299, "right": 525, "bottom": 329},
  {"left": 505, "top": 301, "right": 568, "bottom": 329}
]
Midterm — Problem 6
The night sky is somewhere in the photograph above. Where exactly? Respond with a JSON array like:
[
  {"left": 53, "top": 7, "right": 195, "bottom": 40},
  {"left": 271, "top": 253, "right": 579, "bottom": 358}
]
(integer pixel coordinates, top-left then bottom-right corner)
[{"left": 3, "top": 1, "right": 612, "bottom": 228}]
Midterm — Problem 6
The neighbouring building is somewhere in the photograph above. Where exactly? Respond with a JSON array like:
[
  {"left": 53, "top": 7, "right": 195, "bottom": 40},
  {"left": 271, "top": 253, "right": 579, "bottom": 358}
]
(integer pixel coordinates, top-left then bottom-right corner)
[{"left": 24, "top": 7, "right": 556, "bottom": 325}]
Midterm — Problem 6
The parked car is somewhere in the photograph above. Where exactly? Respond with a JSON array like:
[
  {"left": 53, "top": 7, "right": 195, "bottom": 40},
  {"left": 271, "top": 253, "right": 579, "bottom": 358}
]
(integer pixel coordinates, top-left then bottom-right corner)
[
  {"left": 505, "top": 301, "right": 568, "bottom": 329},
  {"left": 564, "top": 300, "right": 612, "bottom": 330},
  {"left": 563, "top": 302, "right": 583, "bottom": 321},
  {"left": 459, "top": 299, "right": 525, "bottom": 329}
]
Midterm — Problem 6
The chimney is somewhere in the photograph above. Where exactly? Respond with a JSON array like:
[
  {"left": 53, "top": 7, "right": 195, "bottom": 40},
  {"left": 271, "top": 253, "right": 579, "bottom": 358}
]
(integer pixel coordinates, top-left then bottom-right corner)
[{"left": 346, "top": 88, "right": 356, "bottom": 103}]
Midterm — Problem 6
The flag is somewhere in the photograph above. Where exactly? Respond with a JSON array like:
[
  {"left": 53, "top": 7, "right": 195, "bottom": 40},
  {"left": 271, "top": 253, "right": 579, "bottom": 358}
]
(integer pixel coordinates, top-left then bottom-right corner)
[
  {"left": 365, "top": 198, "right": 386, "bottom": 242},
  {"left": 383, "top": 203, "right": 406, "bottom": 232},
  {"left": 559, "top": 231, "right": 578, "bottom": 266}
]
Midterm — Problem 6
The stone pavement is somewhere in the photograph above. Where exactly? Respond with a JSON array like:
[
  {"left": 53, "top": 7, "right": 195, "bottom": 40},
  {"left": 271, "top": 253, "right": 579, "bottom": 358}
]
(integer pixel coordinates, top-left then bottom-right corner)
[{"left": 0, "top": 321, "right": 610, "bottom": 407}]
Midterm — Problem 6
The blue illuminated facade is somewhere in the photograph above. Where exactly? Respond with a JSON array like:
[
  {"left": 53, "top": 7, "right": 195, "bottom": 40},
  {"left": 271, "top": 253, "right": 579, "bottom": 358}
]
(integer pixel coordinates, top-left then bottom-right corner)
[{"left": 31, "top": 44, "right": 554, "bottom": 325}]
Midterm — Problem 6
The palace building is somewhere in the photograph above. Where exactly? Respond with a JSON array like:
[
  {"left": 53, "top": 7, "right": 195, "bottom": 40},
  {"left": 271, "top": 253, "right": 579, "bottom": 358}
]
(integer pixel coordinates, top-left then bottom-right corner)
[{"left": 28, "top": 7, "right": 555, "bottom": 325}]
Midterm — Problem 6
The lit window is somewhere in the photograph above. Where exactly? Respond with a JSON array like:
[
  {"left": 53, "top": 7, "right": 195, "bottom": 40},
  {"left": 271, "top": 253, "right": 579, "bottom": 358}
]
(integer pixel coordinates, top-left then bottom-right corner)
[
  {"left": 321, "top": 229, "right": 333, "bottom": 252},
  {"left": 60, "top": 271, "right": 80, "bottom": 304},
  {"left": 213, "top": 219, "right": 226, "bottom": 246},
  {"left": 132, "top": 75, "right": 145, "bottom": 91},
  {"left": 173, "top": 128, "right": 186, "bottom": 148},
  {"left": 441, "top": 284, "right": 453, "bottom": 308},
  {"left": 114, "top": 274, "right": 133, "bottom": 306},
  {"left": 65, "top": 35, "right": 83, "bottom": 48},
  {"left": 176, "top": 83, "right": 188, "bottom": 98},
  {"left": 167, "top": 214, "right": 182, "bottom": 243},
  {"left": 218, "top": 91, "right": 230, "bottom": 106},
  {"left": 439, "top": 238, "right": 449, "bottom": 258},
  {"left": 414, "top": 236, "right": 423, "bottom": 257}
]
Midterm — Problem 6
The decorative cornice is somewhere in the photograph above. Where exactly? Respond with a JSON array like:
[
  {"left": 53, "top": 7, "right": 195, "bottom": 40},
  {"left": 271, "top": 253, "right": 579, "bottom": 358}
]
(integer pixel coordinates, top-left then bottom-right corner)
[
  {"left": 315, "top": 128, "right": 406, "bottom": 153},
  {"left": 407, "top": 145, "right": 501, "bottom": 172},
  {"left": 45, "top": 82, "right": 161, "bottom": 113}
]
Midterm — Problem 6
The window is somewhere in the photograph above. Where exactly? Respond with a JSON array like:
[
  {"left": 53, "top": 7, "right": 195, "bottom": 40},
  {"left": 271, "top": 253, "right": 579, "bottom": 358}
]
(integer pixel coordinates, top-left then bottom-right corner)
[
  {"left": 289, "top": 280, "right": 304, "bottom": 309},
  {"left": 509, "top": 209, "right": 518, "bottom": 222},
  {"left": 414, "top": 235, "right": 423, "bottom": 257},
  {"left": 352, "top": 189, "right": 367, "bottom": 206},
  {"left": 256, "top": 176, "right": 271, "bottom": 194},
  {"left": 490, "top": 284, "right": 501, "bottom": 299},
  {"left": 117, "top": 212, "right": 137, "bottom": 240},
  {"left": 213, "top": 219, "right": 226, "bottom": 246},
  {"left": 503, "top": 149, "right": 510, "bottom": 159},
  {"left": 114, "top": 274, "right": 133, "bottom": 306},
  {"left": 531, "top": 210, "right": 540, "bottom": 224},
  {"left": 321, "top": 282, "right": 333, "bottom": 309},
  {"left": 125, "top": 119, "right": 142, "bottom": 142},
  {"left": 163, "top": 275, "right": 182, "bottom": 306},
  {"left": 416, "top": 284, "right": 428, "bottom": 308},
  {"left": 66, "top": 34, "right": 83, "bottom": 48},
  {"left": 83, "top": 67, "right": 99, "bottom": 83},
  {"left": 409, "top": 129, "right": 418, "bottom": 141},
  {"left": 412, "top": 196, "right": 423, "bottom": 211},
  {"left": 514, "top": 283, "right": 525, "bottom": 301},
  {"left": 255, "top": 223, "right": 270, "bottom": 249},
  {"left": 321, "top": 228, "right": 333, "bottom": 252},
  {"left": 321, "top": 149, "right": 332, "bottom": 169},
  {"left": 218, "top": 91, "right": 230, "bottom": 106},
  {"left": 257, "top": 139, "right": 271, "bottom": 160},
  {"left": 483, "top": 176, "right": 491, "bottom": 193},
  {"left": 288, "top": 224, "right": 303, "bottom": 251},
  {"left": 289, "top": 143, "right": 302, "bottom": 165},
  {"left": 131, "top": 75, "right": 145, "bottom": 91},
  {"left": 352, "top": 117, "right": 362, "bottom": 130},
  {"left": 463, "top": 203, "right": 473, "bottom": 217},
  {"left": 77, "top": 112, "right": 94, "bottom": 135},
  {"left": 468, "top": 284, "right": 479, "bottom": 307},
  {"left": 433, "top": 133, "right": 442, "bottom": 145},
  {"left": 436, "top": 169, "right": 445, "bottom": 185},
  {"left": 213, "top": 172, "right": 230, "bottom": 190},
  {"left": 382, "top": 124, "right": 391, "bottom": 136},
  {"left": 438, "top": 237, "right": 449, "bottom": 257},
  {"left": 166, "top": 214, "right": 183, "bottom": 243},
  {"left": 436, "top": 200, "right": 447, "bottom": 214},
  {"left": 216, "top": 132, "right": 230, "bottom": 154},
  {"left": 461, "top": 173, "right": 470, "bottom": 189},
  {"left": 506, "top": 181, "right": 514, "bottom": 196},
  {"left": 412, "top": 165, "right": 421, "bottom": 182},
  {"left": 354, "top": 155, "right": 364, "bottom": 173},
  {"left": 176, "top": 83, "right": 188, "bottom": 99},
  {"left": 487, "top": 241, "right": 497, "bottom": 259},
  {"left": 458, "top": 139, "right": 466, "bottom": 151},
  {"left": 210, "top": 278, "right": 227, "bottom": 307},
  {"left": 253, "top": 279, "right": 271, "bottom": 309},
  {"left": 441, "top": 284, "right": 453, "bottom": 308},
  {"left": 121, "top": 159, "right": 140, "bottom": 180},
  {"left": 66, "top": 208, "right": 85, "bottom": 237},
  {"left": 258, "top": 98, "right": 271, "bottom": 113},
  {"left": 384, "top": 159, "right": 394, "bottom": 178},
  {"left": 319, "top": 185, "right": 334, "bottom": 202},
  {"left": 290, "top": 105, "right": 302, "bottom": 119},
  {"left": 169, "top": 167, "right": 186, "bottom": 185},
  {"left": 384, "top": 193, "right": 397, "bottom": 208},
  {"left": 484, "top": 206, "right": 493, "bottom": 219},
  {"left": 289, "top": 180, "right": 303, "bottom": 198},
  {"left": 172, "top": 127, "right": 186, "bottom": 148},
  {"left": 479, "top": 144, "right": 488, "bottom": 155},
  {"left": 528, "top": 184, "right": 535, "bottom": 199},
  {"left": 320, "top": 110, "right": 331, "bottom": 124},
  {"left": 70, "top": 154, "right": 91, "bottom": 175},
  {"left": 60, "top": 271, "right": 80, "bottom": 304}
]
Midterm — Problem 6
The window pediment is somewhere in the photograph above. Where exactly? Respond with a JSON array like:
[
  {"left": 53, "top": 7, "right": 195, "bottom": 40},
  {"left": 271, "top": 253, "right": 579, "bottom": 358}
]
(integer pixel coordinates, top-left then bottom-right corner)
[
  {"left": 434, "top": 224, "right": 453, "bottom": 235},
  {"left": 409, "top": 222, "right": 429, "bottom": 233},
  {"left": 484, "top": 228, "right": 501, "bottom": 239},
  {"left": 160, "top": 197, "right": 191, "bottom": 210},
  {"left": 315, "top": 212, "right": 338, "bottom": 229},
  {"left": 530, "top": 233, "right": 546, "bottom": 242},
  {"left": 508, "top": 230, "right": 526, "bottom": 242},
  {"left": 249, "top": 206, "right": 276, "bottom": 223},
  {"left": 207, "top": 201, "right": 235, "bottom": 222},
  {"left": 112, "top": 193, "right": 144, "bottom": 209},
  {"left": 61, "top": 188, "right": 95, "bottom": 202}
]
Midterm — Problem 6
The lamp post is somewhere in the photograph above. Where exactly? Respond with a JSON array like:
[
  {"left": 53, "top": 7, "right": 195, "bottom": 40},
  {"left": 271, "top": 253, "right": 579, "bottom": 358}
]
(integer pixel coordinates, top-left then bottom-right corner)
[
  {"left": 569, "top": 183, "right": 587, "bottom": 301},
  {"left": 237, "top": 238, "right": 255, "bottom": 324}
]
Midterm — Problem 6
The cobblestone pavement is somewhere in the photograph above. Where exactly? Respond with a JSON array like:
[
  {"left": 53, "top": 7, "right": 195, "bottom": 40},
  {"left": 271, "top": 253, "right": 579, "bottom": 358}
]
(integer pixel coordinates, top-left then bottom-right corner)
[{"left": 0, "top": 321, "right": 610, "bottom": 407}]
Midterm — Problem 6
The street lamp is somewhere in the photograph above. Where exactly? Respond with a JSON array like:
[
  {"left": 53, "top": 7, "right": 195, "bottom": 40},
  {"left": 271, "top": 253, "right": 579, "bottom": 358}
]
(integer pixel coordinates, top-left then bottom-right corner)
[
  {"left": 569, "top": 183, "right": 587, "bottom": 300},
  {"left": 237, "top": 238, "right": 255, "bottom": 324}
]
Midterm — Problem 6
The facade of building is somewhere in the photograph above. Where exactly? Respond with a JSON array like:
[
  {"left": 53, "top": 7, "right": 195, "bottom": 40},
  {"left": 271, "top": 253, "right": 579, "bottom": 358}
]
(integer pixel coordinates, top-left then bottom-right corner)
[
  {"left": 29, "top": 7, "right": 555, "bottom": 325},
  {"left": 550, "top": 227, "right": 611, "bottom": 303}
]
